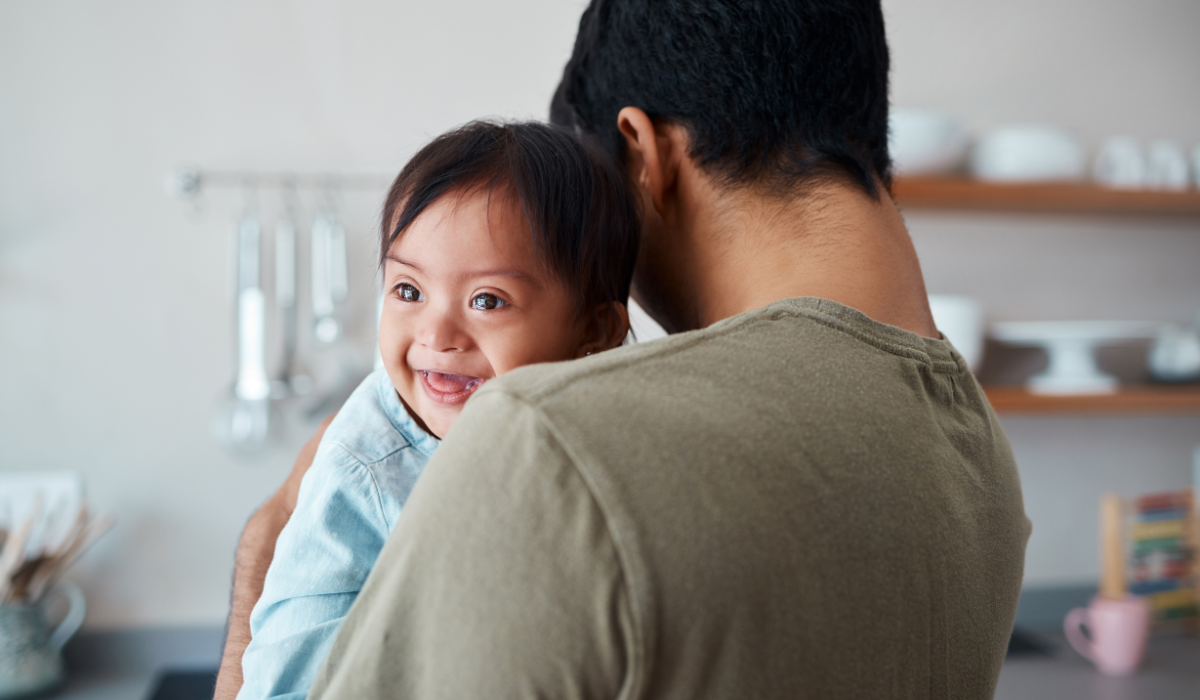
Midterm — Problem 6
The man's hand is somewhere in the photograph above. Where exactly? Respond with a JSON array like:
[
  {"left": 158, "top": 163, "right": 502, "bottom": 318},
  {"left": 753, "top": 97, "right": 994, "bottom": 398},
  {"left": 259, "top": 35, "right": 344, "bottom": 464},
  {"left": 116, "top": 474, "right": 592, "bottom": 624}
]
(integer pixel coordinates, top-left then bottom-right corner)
[{"left": 213, "top": 413, "right": 335, "bottom": 700}]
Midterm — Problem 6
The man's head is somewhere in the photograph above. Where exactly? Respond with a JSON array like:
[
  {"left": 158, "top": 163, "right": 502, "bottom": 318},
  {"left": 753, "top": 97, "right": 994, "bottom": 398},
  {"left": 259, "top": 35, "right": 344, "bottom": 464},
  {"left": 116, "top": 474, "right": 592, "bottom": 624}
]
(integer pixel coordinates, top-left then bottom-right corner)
[{"left": 551, "top": 0, "right": 892, "bottom": 330}]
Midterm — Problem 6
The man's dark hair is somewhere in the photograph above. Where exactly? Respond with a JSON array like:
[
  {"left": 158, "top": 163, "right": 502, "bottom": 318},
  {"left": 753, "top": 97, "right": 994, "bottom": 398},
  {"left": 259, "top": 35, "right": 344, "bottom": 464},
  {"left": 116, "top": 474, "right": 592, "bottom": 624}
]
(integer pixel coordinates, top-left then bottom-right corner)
[
  {"left": 551, "top": 0, "right": 891, "bottom": 197},
  {"left": 381, "top": 121, "right": 641, "bottom": 313}
]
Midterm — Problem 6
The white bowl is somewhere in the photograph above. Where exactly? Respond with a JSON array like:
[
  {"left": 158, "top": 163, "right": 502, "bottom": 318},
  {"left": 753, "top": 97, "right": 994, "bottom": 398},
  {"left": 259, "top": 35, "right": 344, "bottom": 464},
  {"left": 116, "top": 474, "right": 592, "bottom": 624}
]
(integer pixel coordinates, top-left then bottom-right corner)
[
  {"left": 888, "top": 109, "right": 968, "bottom": 176},
  {"left": 970, "top": 126, "right": 1086, "bottom": 183}
]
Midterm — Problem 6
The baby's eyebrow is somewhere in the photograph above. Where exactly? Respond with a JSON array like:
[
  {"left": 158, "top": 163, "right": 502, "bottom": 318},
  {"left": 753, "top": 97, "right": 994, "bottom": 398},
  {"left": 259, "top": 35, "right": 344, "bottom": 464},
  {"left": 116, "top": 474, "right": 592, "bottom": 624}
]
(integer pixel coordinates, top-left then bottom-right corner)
[
  {"left": 466, "top": 268, "right": 541, "bottom": 286},
  {"left": 386, "top": 254, "right": 542, "bottom": 288},
  {"left": 385, "top": 254, "right": 423, "bottom": 272}
]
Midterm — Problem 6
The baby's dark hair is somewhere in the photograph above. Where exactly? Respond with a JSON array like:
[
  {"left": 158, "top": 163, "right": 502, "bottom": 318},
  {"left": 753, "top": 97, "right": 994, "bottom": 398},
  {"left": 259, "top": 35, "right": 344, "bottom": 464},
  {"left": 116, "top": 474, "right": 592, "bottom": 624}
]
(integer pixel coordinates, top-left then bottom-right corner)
[{"left": 381, "top": 120, "right": 641, "bottom": 314}]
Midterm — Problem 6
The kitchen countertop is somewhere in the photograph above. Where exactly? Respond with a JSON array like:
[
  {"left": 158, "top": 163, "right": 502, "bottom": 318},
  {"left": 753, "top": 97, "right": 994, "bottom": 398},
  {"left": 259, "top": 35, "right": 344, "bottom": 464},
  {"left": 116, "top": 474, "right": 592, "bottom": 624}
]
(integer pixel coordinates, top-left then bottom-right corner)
[
  {"left": 996, "top": 629, "right": 1200, "bottom": 700},
  {"left": 47, "top": 626, "right": 1200, "bottom": 700},
  {"left": 54, "top": 627, "right": 222, "bottom": 700},
  {"left": 45, "top": 672, "right": 155, "bottom": 700}
]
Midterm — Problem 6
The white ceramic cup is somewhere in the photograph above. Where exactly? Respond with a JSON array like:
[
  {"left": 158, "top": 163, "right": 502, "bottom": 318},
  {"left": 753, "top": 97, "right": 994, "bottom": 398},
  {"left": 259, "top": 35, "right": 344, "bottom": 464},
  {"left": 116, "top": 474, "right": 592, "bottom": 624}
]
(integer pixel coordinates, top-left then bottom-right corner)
[
  {"left": 928, "top": 295, "right": 984, "bottom": 372},
  {"left": 1145, "top": 141, "right": 1190, "bottom": 191},
  {"left": 1093, "top": 137, "right": 1147, "bottom": 189}
]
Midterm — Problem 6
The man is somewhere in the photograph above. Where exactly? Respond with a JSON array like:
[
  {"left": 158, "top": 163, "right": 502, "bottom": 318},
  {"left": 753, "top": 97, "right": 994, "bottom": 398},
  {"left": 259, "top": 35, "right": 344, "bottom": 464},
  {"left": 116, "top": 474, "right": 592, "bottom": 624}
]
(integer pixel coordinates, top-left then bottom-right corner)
[{"left": 217, "top": 1, "right": 1029, "bottom": 698}]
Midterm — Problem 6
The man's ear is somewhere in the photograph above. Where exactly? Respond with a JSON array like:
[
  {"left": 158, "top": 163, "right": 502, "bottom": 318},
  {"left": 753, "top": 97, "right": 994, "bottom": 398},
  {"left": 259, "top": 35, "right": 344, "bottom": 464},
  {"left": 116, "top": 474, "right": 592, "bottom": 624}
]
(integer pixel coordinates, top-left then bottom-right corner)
[
  {"left": 577, "top": 302, "right": 631, "bottom": 358},
  {"left": 617, "top": 107, "right": 683, "bottom": 219}
]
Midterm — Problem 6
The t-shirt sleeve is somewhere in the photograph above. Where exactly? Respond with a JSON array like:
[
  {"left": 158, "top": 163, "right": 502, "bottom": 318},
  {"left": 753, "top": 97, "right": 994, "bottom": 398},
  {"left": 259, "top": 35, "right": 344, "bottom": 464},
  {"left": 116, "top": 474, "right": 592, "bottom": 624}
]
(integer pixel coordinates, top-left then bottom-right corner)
[
  {"left": 238, "top": 445, "right": 390, "bottom": 700},
  {"left": 309, "top": 389, "right": 634, "bottom": 700}
]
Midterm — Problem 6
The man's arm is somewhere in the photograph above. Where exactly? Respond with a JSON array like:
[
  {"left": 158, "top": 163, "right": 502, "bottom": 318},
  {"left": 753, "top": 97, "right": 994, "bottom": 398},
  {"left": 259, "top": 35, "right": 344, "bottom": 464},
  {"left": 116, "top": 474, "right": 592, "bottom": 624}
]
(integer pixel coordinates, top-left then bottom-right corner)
[
  {"left": 213, "top": 414, "right": 333, "bottom": 700},
  {"left": 309, "top": 390, "right": 634, "bottom": 700}
]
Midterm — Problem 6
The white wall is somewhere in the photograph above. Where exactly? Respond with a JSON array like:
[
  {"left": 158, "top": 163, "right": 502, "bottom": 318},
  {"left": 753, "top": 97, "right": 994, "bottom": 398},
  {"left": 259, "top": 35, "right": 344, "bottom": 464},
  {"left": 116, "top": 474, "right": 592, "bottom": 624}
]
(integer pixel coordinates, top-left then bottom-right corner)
[
  {"left": 1, "top": 0, "right": 1197, "bottom": 629},
  {"left": 886, "top": 0, "right": 1200, "bottom": 146}
]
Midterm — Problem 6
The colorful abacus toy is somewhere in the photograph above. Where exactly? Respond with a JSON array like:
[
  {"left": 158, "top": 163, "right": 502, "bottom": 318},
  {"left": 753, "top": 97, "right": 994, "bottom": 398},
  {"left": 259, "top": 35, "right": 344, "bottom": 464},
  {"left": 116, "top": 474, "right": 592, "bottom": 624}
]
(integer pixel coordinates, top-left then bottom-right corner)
[{"left": 1127, "top": 489, "right": 1199, "bottom": 629}]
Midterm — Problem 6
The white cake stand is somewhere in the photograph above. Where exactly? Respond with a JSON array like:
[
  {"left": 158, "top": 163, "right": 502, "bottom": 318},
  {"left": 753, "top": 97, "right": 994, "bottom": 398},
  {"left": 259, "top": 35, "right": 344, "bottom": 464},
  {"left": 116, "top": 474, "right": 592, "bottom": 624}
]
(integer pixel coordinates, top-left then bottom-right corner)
[{"left": 991, "top": 321, "right": 1160, "bottom": 395}]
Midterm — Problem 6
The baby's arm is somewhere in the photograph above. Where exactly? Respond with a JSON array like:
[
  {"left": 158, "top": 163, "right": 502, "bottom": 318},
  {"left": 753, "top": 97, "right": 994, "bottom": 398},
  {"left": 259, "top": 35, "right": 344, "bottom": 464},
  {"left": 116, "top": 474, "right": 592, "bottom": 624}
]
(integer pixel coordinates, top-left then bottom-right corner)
[{"left": 236, "top": 444, "right": 389, "bottom": 700}]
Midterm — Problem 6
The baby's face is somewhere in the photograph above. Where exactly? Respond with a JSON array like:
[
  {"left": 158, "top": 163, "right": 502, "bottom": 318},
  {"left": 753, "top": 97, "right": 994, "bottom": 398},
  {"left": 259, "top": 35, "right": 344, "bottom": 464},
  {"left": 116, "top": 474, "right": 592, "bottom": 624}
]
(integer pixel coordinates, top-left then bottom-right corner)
[{"left": 379, "top": 189, "right": 587, "bottom": 438}]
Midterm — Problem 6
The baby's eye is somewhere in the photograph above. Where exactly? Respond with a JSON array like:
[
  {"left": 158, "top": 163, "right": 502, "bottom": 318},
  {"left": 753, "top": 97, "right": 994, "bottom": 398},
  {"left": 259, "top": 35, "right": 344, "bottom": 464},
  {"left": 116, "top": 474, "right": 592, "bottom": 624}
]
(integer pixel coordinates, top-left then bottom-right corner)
[
  {"left": 396, "top": 283, "right": 423, "bottom": 303},
  {"left": 470, "top": 293, "right": 506, "bottom": 311}
]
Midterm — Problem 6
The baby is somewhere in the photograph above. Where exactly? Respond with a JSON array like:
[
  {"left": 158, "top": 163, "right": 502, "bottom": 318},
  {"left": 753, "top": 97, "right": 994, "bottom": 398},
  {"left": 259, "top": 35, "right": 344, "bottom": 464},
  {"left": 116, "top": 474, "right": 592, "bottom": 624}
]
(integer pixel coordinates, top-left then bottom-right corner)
[{"left": 237, "top": 121, "right": 640, "bottom": 699}]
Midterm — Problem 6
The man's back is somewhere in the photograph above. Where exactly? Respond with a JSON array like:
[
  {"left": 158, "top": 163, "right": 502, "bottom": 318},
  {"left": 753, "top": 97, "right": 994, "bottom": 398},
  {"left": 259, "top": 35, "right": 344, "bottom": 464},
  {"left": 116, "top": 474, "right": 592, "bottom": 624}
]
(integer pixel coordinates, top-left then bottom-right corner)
[{"left": 311, "top": 297, "right": 1029, "bottom": 700}]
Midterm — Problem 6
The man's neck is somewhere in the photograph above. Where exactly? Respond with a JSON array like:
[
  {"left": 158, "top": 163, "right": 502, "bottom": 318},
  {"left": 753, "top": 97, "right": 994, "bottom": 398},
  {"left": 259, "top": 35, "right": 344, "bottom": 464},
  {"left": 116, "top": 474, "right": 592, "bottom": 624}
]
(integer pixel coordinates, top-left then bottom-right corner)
[{"left": 683, "top": 179, "right": 938, "bottom": 338}]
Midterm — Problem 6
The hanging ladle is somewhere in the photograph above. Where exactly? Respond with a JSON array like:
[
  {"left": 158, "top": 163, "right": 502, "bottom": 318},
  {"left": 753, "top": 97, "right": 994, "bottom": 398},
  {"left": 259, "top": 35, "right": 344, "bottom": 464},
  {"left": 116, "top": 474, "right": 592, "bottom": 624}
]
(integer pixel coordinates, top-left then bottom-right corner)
[
  {"left": 272, "top": 186, "right": 313, "bottom": 398},
  {"left": 214, "top": 208, "right": 272, "bottom": 455},
  {"left": 311, "top": 196, "right": 347, "bottom": 344}
]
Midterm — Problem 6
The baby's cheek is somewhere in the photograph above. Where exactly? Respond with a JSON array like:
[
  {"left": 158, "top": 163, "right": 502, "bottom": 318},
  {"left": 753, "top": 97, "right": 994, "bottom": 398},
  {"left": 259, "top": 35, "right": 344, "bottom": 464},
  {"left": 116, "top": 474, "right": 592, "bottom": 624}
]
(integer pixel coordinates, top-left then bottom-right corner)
[
  {"left": 376, "top": 327, "right": 411, "bottom": 393},
  {"left": 377, "top": 320, "right": 405, "bottom": 360},
  {"left": 484, "top": 337, "right": 574, "bottom": 377},
  {"left": 380, "top": 322, "right": 421, "bottom": 383}
]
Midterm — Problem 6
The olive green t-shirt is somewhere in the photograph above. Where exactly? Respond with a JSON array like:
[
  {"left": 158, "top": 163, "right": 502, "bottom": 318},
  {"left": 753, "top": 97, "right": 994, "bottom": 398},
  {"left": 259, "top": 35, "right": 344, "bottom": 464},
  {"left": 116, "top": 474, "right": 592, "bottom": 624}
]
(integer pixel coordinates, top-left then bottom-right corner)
[{"left": 311, "top": 297, "right": 1030, "bottom": 700}]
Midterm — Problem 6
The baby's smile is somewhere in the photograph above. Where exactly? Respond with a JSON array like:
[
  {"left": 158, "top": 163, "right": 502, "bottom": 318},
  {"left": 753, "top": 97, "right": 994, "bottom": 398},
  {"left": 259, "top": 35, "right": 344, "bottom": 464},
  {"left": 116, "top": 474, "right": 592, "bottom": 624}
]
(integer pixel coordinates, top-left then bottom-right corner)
[{"left": 416, "top": 370, "right": 488, "bottom": 406}]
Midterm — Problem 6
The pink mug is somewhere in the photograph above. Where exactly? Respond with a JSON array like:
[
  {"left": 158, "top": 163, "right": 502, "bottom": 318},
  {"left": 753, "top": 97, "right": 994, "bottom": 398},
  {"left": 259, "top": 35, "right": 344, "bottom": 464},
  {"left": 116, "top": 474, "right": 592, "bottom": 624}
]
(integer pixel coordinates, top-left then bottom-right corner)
[{"left": 1064, "top": 595, "right": 1150, "bottom": 676}]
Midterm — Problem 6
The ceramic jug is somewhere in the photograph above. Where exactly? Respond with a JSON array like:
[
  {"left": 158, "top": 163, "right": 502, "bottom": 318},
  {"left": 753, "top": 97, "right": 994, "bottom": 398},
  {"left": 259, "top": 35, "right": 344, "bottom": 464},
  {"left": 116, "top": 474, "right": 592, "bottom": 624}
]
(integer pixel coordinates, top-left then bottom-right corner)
[{"left": 0, "top": 583, "right": 85, "bottom": 699}]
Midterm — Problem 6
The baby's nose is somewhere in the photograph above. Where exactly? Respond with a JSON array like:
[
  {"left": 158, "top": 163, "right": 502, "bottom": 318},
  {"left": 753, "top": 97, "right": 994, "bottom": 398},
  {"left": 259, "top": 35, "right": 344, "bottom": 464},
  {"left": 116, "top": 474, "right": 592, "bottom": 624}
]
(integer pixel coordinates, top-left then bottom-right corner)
[{"left": 417, "top": 309, "right": 469, "bottom": 352}]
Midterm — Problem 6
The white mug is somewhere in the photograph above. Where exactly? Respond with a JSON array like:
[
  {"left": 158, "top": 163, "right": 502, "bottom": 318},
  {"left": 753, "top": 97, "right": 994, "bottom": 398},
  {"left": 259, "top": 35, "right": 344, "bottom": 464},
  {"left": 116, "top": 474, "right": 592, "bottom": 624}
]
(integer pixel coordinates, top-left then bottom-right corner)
[
  {"left": 1145, "top": 141, "right": 1189, "bottom": 191},
  {"left": 1093, "top": 137, "right": 1146, "bottom": 189},
  {"left": 1191, "top": 144, "right": 1200, "bottom": 189},
  {"left": 928, "top": 295, "right": 984, "bottom": 372}
]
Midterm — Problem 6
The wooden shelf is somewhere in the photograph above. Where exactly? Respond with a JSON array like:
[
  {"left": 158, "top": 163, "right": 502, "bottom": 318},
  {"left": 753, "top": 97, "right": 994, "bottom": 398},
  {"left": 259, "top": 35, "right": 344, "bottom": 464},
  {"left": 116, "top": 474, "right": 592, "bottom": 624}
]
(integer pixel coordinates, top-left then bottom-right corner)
[
  {"left": 984, "top": 385, "right": 1200, "bottom": 415},
  {"left": 893, "top": 176, "right": 1200, "bottom": 217}
]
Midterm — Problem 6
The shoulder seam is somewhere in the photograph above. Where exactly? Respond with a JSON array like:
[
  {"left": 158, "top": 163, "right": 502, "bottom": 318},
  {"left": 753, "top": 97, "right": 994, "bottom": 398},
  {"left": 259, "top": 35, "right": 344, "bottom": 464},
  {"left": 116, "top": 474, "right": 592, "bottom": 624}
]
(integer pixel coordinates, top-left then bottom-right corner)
[
  {"left": 784, "top": 305, "right": 961, "bottom": 372},
  {"left": 325, "top": 438, "right": 414, "bottom": 470},
  {"left": 320, "top": 443, "right": 391, "bottom": 533}
]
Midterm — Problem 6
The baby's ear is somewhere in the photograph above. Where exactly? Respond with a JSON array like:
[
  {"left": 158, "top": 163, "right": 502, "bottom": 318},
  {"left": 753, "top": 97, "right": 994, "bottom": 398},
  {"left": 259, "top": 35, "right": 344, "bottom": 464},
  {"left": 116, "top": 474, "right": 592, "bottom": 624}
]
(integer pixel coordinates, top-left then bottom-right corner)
[{"left": 578, "top": 302, "right": 631, "bottom": 358}]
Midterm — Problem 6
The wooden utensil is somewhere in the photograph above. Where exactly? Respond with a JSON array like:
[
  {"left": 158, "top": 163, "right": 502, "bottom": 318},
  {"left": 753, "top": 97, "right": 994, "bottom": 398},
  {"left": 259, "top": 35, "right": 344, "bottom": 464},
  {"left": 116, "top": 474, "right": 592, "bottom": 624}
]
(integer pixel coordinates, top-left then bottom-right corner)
[
  {"left": 0, "top": 503, "right": 113, "bottom": 604},
  {"left": 1100, "top": 492, "right": 1126, "bottom": 599},
  {"left": 27, "top": 512, "right": 114, "bottom": 602},
  {"left": 0, "top": 498, "right": 42, "bottom": 602}
]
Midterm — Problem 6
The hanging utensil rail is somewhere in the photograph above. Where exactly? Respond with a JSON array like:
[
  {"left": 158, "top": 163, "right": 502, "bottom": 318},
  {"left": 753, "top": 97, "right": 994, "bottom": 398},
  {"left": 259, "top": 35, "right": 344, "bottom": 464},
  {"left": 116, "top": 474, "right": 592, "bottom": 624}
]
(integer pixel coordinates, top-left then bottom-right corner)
[{"left": 165, "top": 167, "right": 392, "bottom": 199}]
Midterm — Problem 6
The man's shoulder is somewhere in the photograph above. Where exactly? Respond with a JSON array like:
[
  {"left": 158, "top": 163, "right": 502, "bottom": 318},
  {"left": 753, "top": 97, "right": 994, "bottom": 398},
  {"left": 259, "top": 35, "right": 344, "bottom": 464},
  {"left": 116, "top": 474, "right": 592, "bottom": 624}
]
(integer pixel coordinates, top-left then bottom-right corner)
[
  {"left": 485, "top": 300, "right": 798, "bottom": 403},
  {"left": 485, "top": 332, "right": 696, "bottom": 405},
  {"left": 483, "top": 296, "right": 936, "bottom": 414},
  {"left": 473, "top": 295, "right": 980, "bottom": 479},
  {"left": 319, "top": 369, "right": 439, "bottom": 468}
]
